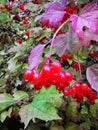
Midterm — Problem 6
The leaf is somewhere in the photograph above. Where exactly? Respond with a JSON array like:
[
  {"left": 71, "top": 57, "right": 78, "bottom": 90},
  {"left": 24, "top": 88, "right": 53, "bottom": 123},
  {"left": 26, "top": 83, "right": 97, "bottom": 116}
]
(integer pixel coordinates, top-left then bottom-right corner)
[
  {"left": 70, "top": 2, "right": 98, "bottom": 34},
  {"left": 41, "top": 2, "right": 66, "bottom": 28},
  {"left": 31, "top": 86, "right": 61, "bottom": 121},
  {"left": 53, "top": 33, "right": 74, "bottom": 56},
  {"left": 0, "top": 111, "right": 9, "bottom": 123},
  {"left": 19, "top": 86, "right": 61, "bottom": 128},
  {"left": 66, "top": 100, "right": 78, "bottom": 117},
  {"left": 65, "top": 122, "right": 79, "bottom": 130},
  {"left": 28, "top": 44, "right": 45, "bottom": 70},
  {"left": 0, "top": 10, "right": 9, "bottom": 25},
  {"left": 70, "top": 2, "right": 98, "bottom": 46},
  {"left": 61, "top": 0, "right": 67, "bottom": 7},
  {"left": 19, "top": 104, "right": 34, "bottom": 129},
  {"left": 86, "top": 64, "right": 98, "bottom": 92},
  {"left": 13, "top": 91, "right": 29, "bottom": 101},
  {"left": 81, "top": 105, "right": 88, "bottom": 114},
  {"left": 0, "top": 0, "right": 7, "bottom": 6},
  {"left": 0, "top": 94, "right": 14, "bottom": 112},
  {"left": 77, "top": 30, "right": 98, "bottom": 47},
  {"left": 8, "top": 58, "right": 22, "bottom": 72},
  {"left": 90, "top": 104, "right": 97, "bottom": 117},
  {"left": 24, "top": 2, "right": 39, "bottom": 12},
  {"left": 79, "top": 122, "right": 91, "bottom": 130}
]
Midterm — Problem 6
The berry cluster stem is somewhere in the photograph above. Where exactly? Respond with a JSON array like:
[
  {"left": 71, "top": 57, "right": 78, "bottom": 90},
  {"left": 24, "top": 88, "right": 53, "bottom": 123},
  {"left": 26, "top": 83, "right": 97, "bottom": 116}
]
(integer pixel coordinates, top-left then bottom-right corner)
[{"left": 48, "top": 19, "right": 69, "bottom": 58}]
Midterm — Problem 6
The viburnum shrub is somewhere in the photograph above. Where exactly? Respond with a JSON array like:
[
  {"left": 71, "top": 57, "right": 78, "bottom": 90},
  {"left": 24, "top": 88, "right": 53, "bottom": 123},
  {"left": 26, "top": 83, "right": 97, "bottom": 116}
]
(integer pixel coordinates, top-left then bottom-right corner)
[{"left": 0, "top": 0, "right": 98, "bottom": 129}]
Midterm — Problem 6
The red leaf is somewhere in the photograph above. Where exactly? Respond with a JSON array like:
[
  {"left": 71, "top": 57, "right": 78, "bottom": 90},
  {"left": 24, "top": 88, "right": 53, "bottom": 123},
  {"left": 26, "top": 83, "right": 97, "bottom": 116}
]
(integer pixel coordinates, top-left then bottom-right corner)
[
  {"left": 86, "top": 64, "right": 98, "bottom": 92},
  {"left": 70, "top": 2, "right": 98, "bottom": 34},
  {"left": 41, "top": 2, "right": 66, "bottom": 28},
  {"left": 28, "top": 44, "right": 45, "bottom": 70}
]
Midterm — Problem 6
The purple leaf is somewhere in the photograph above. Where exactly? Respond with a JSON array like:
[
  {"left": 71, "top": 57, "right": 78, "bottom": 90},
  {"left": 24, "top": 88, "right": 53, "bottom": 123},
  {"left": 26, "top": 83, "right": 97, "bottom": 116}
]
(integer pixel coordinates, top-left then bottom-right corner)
[
  {"left": 28, "top": 44, "right": 45, "bottom": 70},
  {"left": 70, "top": 2, "right": 98, "bottom": 34},
  {"left": 86, "top": 64, "right": 98, "bottom": 92},
  {"left": 61, "top": 0, "right": 67, "bottom": 7},
  {"left": 53, "top": 33, "right": 73, "bottom": 57},
  {"left": 41, "top": 2, "right": 66, "bottom": 28},
  {"left": 77, "top": 30, "right": 98, "bottom": 47}
]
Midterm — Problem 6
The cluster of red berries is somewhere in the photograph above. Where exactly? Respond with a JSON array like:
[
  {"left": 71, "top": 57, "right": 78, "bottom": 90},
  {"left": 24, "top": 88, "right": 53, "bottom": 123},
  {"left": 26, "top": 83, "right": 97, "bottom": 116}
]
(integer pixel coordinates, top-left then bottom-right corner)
[
  {"left": 24, "top": 62, "right": 73, "bottom": 90},
  {"left": 63, "top": 83, "right": 98, "bottom": 104},
  {"left": 89, "top": 50, "right": 98, "bottom": 62},
  {"left": 60, "top": 53, "right": 84, "bottom": 71}
]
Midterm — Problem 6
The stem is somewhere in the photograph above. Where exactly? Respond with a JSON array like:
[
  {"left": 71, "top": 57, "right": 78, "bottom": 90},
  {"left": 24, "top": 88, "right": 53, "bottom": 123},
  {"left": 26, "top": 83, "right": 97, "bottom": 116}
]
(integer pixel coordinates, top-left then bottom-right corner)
[
  {"left": 78, "top": 61, "right": 83, "bottom": 81},
  {"left": 48, "top": 19, "right": 69, "bottom": 58}
]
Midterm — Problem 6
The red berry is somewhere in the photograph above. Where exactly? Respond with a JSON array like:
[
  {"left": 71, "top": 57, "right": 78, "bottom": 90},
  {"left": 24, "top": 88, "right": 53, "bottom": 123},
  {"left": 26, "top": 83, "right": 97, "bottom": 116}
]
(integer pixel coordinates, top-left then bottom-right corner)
[
  {"left": 34, "top": 84, "right": 42, "bottom": 90},
  {"left": 32, "top": 72, "right": 41, "bottom": 85},
  {"left": 5, "top": 4, "right": 10, "bottom": 11},
  {"left": 25, "top": 32, "right": 30, "bottom": 38},
  {"left": 51, "top": 62, "right": 61, "bottom": 73},
  {"left": 19, "top": 4, "right": 25, "bottom": 11},
  {"left": 72, "top": 61, "right": 84, "bottom": 71},
  {"left": 23, "top": 20, "right": 29, "bottom": 25},
  {"left": 63, "top": 89, "right": 72, "bottom": 96},
  {"left": 64, "top": 72, "right": 73, "bottom": 81},
  {"left": 24, "top": 70, "right": 33, "bottom": 81},
  {"left": 16, "top": 39, "right": 22, "bottom": 44}
]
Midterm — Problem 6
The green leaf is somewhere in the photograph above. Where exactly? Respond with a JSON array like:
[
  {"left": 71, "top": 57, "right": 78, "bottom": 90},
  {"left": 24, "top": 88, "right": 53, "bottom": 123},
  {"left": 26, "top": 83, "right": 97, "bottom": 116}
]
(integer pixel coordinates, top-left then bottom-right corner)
[
  {"left": 78, "top": 0, "right": 89, "bottom": 4},
  {"left": 0, "top": 111, "right": 9, "bottom": 123},
  {"left": 32, "top": 86, "right": 61, "bottom": 118},
  {"left": 19, "top": 86, "right": 61, "bottom": 128},
  {"left": 0, "top": 94, "right": 14, "bottom": 112},
  {"left": 66, "top": 100, "right": 78, "bottom": 117},
  {"left": 81, "top": 105, "right": 88, "bottom": 114},
  {"left": 65, "top": 122, "right": 79, "bottom": 130},
  {"left": 7, "top": 58, "right": 22, "bottom": 72},
  {"left": 0, "top": 10, "right": 9, "bottom": 25},
  {"left": 13, "top": 91, "right": 29, "bottom": 101},
  {"left": 90, "top": 104, "right": 97, "bottom": 117},
  {"left": 0, "top": 0, "right": 7, "bottom": 6}
]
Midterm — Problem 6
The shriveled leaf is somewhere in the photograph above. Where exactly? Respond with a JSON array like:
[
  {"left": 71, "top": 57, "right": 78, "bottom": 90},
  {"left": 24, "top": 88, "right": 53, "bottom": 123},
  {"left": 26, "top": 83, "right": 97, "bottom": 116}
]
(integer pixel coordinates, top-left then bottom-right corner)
[
  {"left": 0, "top": 111, "right": 9, "bottom": 123},
  {"left": 70, "top": 2, "right": 98, "bottom": 34},
  {"left": 19, "top": 104, "right": 34, "bottom": 129},
  {"left": 13, "top": 91, "right": 29, "bottom": 101},
  {"left": 0, "top": 94, "right": 14, "bottom": 112},
  {"left": 86, "top": 64, "right": 98, "bottom": 92},
  {"left": 28, "top": 44, "right": 45, "bottom": 70},
  {"left": 41, "top": 2, "right": 66, "bottom": 28}
]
